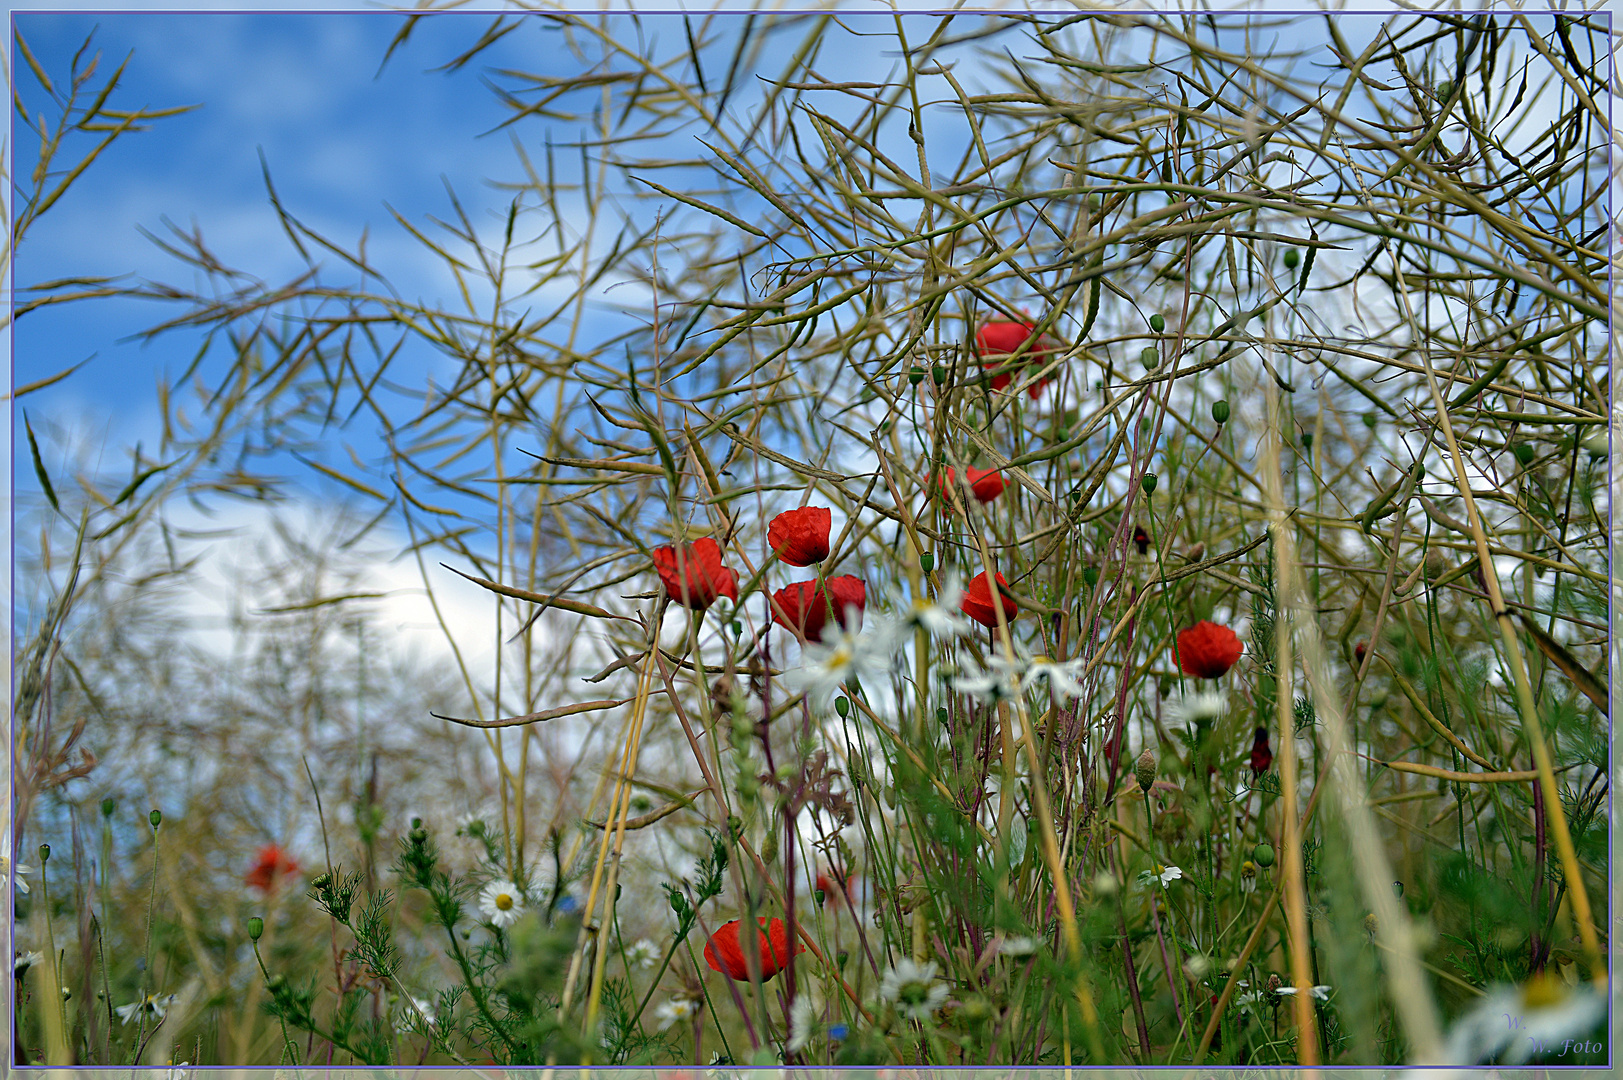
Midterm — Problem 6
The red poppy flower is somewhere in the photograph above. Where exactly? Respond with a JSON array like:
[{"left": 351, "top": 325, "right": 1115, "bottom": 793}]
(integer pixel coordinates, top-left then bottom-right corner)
[
  {"left": 961, "top": 570, "right": 1019, "bottom": 629},
  {"left": 937, "top": 467, "right": 1006, "bottom": 505},
  {"left": 1249, "top": 726, "right": 1273, "bottom": 776},
  {"left": 1175, "top": 620, "right": 1244, "bottom": 679},
  {"left": 244, "top": 844, "right": 299, "bottom": 893},
  {"left": 975, "top": 319, "right": 1055, "bottom": 399},
  {"left": 703, "top": 916, "right": 801, "bottom": 981},
  {"left": 767, "top": 506, "right": 831, "bottom": 566},
  {"left": 815, "top": 868, "right": 856, "bottom": 909},
  {"left": 772, "top": 575, "right": 866, "bottom": 641},
  {"left": 652, "top": 538, "right": 739, "bottom": 610}
]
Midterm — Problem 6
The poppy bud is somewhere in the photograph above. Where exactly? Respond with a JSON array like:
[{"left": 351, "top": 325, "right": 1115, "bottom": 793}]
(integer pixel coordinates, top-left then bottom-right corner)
[
  {"left": 909, "top": 367, "right": 925, "bottom": 385},
  {"left": 835, "top": 696, "right": 850, "bottom": 717},
  {"left": 1141, "top": 472, "right": 1158, "bottom": 495},
  {"left": 761, "top": 830, "right": 779, "bottom": 864},
  {"left": 1301, "top": 432, "right": 1313, "bottom": 455},
  {"left": 1253, "top": 843, "right": 1275, "bottom": 868},
  {"left": 1149, "top": 313, "right": 1165, "bottom": 333},
  {"left": 1363, "top": 411, "right": 1377, "bottom": 429},
  {"left": 936, "top": 707, "right": 949, "bottom": 725},
  {"left": 1211, "top": 400, "right": 1230, "bottom": 424},
  {"left": 1140, "top": 346, "right": 1159, "bottom": 367},
  {"left": 1185, "top": 542, "right": 1205, "bottom": 563},
  {"left": 150, "top": 810, "right": 162, "bottom": 830},
  {"left": 730, "top": 620, "right": 742, "bottom": 636},
  {"left": 101, "top": 798, "right": 115, "bottom": 819},
  {"left": 1283, "top": 247, "right": 1300, "bottom": 269},
  {"left": 1513, "top": 443, "right": 1534, "bottom": 466},
  {"left": 248, "top": 917, "right": 264, "bottom": 941},
  {"left": 38, "top": 844, "right": 49, "bottom": 865},
  {"left": 1135, "top": 747, "right": 1158, "bottom": 793},
  {"left": 932, "top": 364, "right": 948, "bottom": 385},
  {"left": 919, "top": 551, "right": 935, "bottom": 572}
]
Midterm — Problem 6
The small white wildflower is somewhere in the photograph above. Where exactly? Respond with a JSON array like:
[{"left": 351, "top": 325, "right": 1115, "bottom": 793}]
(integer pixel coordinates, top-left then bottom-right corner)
[
  {"left": 115, "top": 993, "right": 175, "bottom": 1024},
  {"left": 786, "top": 981, "right": 827, "bottom": 1052},
  {"left": 1275, "top": 984, "right": 1331, "bottom": 1000},
  {"left": 785, "top": 627, "right": 891, "bottom": 710},
  {"left": 478, "top": 879, "right": 526, "bottom": 928},
  {"left": 1432, "top": 976, "right": 1605, "bottom": 1066},
  {"left": 3, "top": 854, "right": 34, "bottom": 895},
  {"left": 653, "top": 996, "right": 698, "bottom": 1031},
  {"left": 1166, "top": 689, "right": 1228, "bottom": 727},
  {"left": 1020, "top": 656, "right": 1088, "bottom": 701},
  {"left": 1138, "top": 864, "right": 1183, "bottom": 888},
  {"left": 880, "top": 957, "right": 949, "bottom": 1021},
  {"left": 892, "top": 575, "right": 972, "bottom": 640},
  {"left": 624, "top": 937, "right": 659, "bottom": 970},
  {"left": 999, "top": 935, "right": 1042, "bottom": 958},
  {"left": 14, "top": 950, "right": 44, "bottom": 976},
  {"left": 952, "top": 653, "right": 1023, "bottom": 703}
]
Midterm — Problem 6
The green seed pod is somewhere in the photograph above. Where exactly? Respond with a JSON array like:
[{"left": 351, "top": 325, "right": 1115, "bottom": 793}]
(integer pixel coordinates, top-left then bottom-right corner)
[
  {"left": 1140, "top": 346, "right": 1160, "bottom": 367},
  {"left": 1149, "top": 313, "right": 1165, "bottom": 333},
  {"left": 1253, "top": 842, "right": 1276, "bottom": 868},
  {"left": 761, "top": 829, "right": 779, "bottom": 864},
  {"left": 149, "top": 810, "right": 162, "bottom": 830},
  {"left": 1283, "top": 247, "right": 1300, "bottom": 269},
  {"left": 835, "top": 696, "right": 850, "bottom": 717},
  {"left": 919, "top": 551, "right": 935, "bottom": 572},
  {"left": 38, "top": 844, "right": 49, "bottom": 864},
  {"left": 1141, "top": 472, "right": 1158, "bottom": 494},
  {"left": 1514, "top": 443, "right": 1535, "bottom": 466},
  {"left": 1135, "top": 747, "right": 1158, "bottom": 793},
  {"left": 908, "top": 367, "right": 925, "bottom": 386},
  {"left": 100, "top": 798, "right": 115, "bottom": 819},
  {"left": 248, "top": 917, "right": 264, "bottom": 941},
  {"left": 931, "top": 364, "right": 948, "bottom": 386},
  {"left": 1211, "top": 399, "right": 1230, "bottom": 425}
]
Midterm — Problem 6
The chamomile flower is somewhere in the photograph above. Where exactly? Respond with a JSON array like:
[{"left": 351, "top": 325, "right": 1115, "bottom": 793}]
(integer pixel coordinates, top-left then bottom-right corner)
[
  {"left": 1275, "top": 984, "right": 1331, "bottom": 1000},
  {"left": 999, "top": 935, "right": 1043, "bottom": 958},
  {"left": 880, "top": 958, "right": 949, "bottom": 1021},
  {"left": 13, "top": 950, "right": 43, "bottom": 976},
  {"left": 1137, "top": 864, "right": 1183, "bottom": 888},
  {"left": 624, "top": 938, "right": 659, "bottom": 970},
  {"left": 892, "top": 575, "right": 972, "bottom": 640},
  {"left": 1020, "top": 656, "right": 1088, "bottom": 701},
  {"left": 787, "top": 981, "right": 827, "bottom": 1052},
  {"left": 952, "top": 653, "right": 1023, "bottom": 703},
  {"left": 785, "top": 626, "right": 891, "bottom": 710},
  {"left": 1166, "top": 688, "right": 1228, "bottom": 727},
  {"left": 3, "top": 854, "right": 34, "bottom": 895},
  {"left": 115, "top": 993, "right": 175, "bottom": 1025},
  {"left": 654, "top": 996, "right": 698, "bottom": 1031},
  {"left": 478, "top": 879, "right": 526, "bottom": 928},
  {"left": 1433, "top": 974, "right": 1605, "bottom": 1066}
]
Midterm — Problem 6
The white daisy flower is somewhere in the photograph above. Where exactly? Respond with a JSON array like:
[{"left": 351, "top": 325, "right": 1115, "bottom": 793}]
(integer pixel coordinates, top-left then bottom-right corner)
[
  {"left": 880, "top": 957, "right": 949, "bottom": 1021},
  {"left": 115, "top": 993, "right": 175, "bottom": 1024},
  {"left": 1166, "top": 689, "right": 1228, "bottom": 727},
  {"left": 3, "top": 854, "right": 34, "bottom": 895},
  {"left": 653, "top": 995, "right": 698, "bottom": 1031},
  {"left": 1275, "top": 984, "right": 1331, "bottom": 1000},
  {"left": 1138, "top": 864, "right": 1183, "bottom": 888},
  {"left": 478, "top": 879, "right": 526, "bottom": 928},
  {"left": 999, "top": 935, "right": 1042, "bottom": 958},
  {"left": 787, "top": 981, "right": 827, "bottom": 1052},
  {"left": 624, "top": 937, "right": 659, "bottom": 970},
  {"left": 952, "top": 653, "right": 1023, "bottom": 703},
  {"left": 1432, "top": 975, "right": 1605, "bottom": 1066},
  {"left": 784, "top": 626, "right": 892, "bottom": 710},
  {"left": 1020, "top": 656, "right": 1088, "bottom": 701},
  {"left": 13, "top": 950, "right": 44, "bottom": 976},
  {"left": 891, "top": 575, "right": 972, "bottom": 640}
]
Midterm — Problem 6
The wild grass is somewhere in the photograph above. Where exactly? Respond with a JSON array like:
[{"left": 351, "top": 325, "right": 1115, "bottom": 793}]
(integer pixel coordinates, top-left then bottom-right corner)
[{"left": 10, "top": 11, "right": 1611, "bottom": 1070}]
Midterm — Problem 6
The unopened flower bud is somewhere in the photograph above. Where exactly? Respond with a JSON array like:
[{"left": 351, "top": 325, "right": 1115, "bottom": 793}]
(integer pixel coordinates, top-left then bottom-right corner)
[
  {"left": 248, "top": 917, "right": 264, "bottom": 941},
  {"left": 909, "top": 367, "right": 925, "bottom": 386},
  {"left": 931, "top": 364, "right": 948, "bottom": 386},
  {"left": 1185, "top": 542, "right": 1206, "bottom": 563},
  {"left": 1149, "top": 313, "right": 1165, "bottom": 333},
  {"left": 1141, "top": 472, "right": 1158, "bottom": 495},
  {"left": 1135, "top": 747, "right": 1158, "bottom": 793},
  {"left": 149, "top": 810, "right": 162, "bottom": 830},
  {"left": 760, "top": 830, "right": 779, "bottom": 865},
  {"left": 1140, "top": 346, "right": 1159, "bottom": 367},
  {"left": 1513, "top": 443, "right": 1534, "bottom": 466},
  {"left": 835, "top": 696, "right": 850, "bottom": 717},
  {"left": 38, "top": 844, "right": 49, "bottom": 865},
  {"left": 1283, "top": 247, "right": 1300, "bottom": 269},
  {"left": 919, "top": 551, "right": 935, "bottom": 572},
  {"left": 1253, "top": 842, "right": 1275, "bottom": 868},
  {"left": 100, "top": 798, "right": 115, "bottom": 819},
  {"left": 1211, "top": 399, "right": 1229, "bottom": 424}
]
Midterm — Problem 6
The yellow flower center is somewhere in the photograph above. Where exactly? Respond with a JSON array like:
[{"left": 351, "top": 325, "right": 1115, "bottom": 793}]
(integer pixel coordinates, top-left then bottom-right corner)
[{"left": 495, "top": 893, "right": 514, "bottom": 911}]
